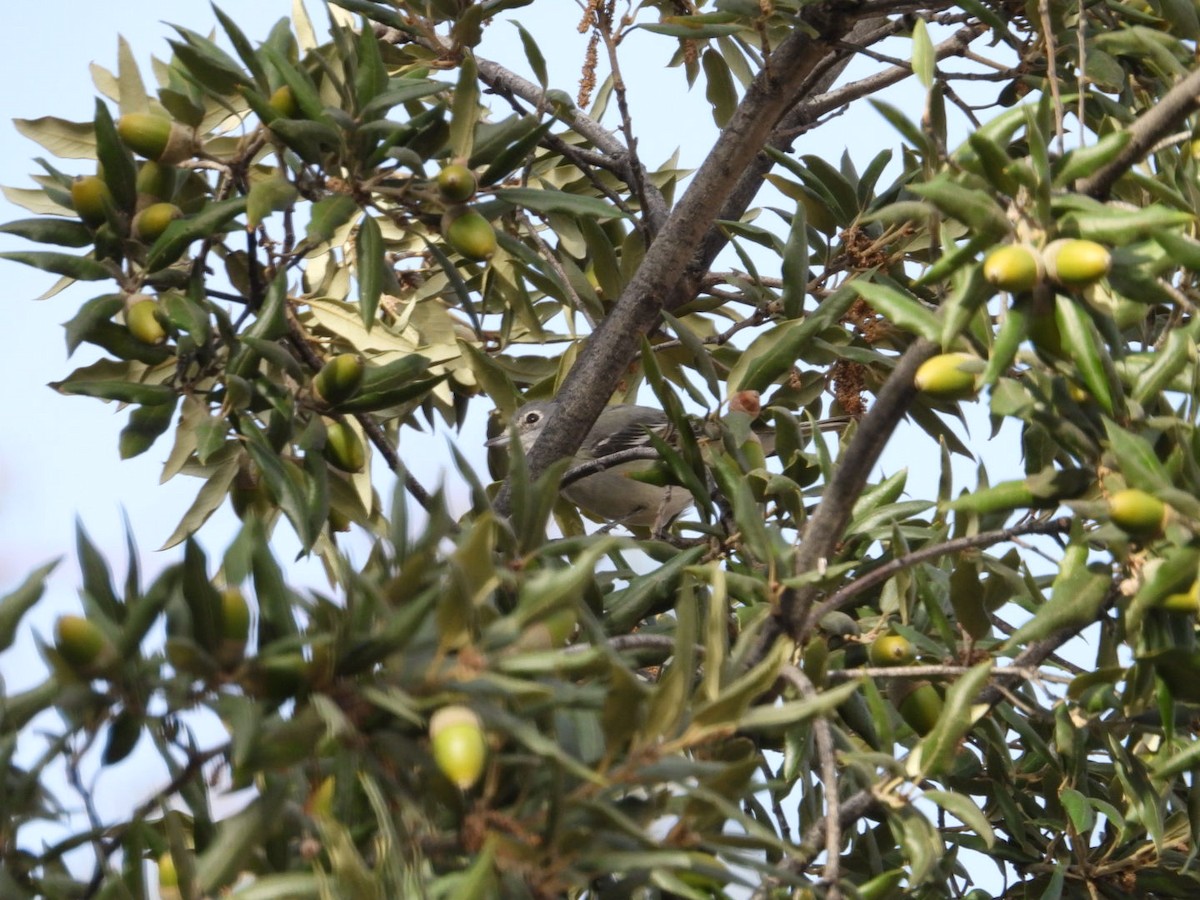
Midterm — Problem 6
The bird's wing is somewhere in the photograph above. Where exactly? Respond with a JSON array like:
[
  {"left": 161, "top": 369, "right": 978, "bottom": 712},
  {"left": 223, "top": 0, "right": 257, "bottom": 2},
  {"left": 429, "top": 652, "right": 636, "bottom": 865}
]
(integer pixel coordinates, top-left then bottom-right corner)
[{"left": 587, "top": 408, "right": 672, "bottom": 458}]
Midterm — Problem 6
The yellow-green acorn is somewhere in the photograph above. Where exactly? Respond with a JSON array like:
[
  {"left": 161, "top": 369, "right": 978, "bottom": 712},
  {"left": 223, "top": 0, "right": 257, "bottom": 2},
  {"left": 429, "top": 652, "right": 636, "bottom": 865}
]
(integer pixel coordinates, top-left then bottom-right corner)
[
  {"left": 983, "top": 244, "right": 1042, "bottom": 292},
  {"left": 268, "top": 84, "right": 300, "bottom": 118},
  {"left": 230, "top": 464, "right": 273, "bottom": 520},
  {"left": 913, "top": 352, "right": 981, "bottom": 400},
  {"left": 70, "top": 175, "right": 113, "bottom": 227},
  {"left": 868, "top": 633, "right": 916, "bottom": 667},
  {"left": 126, "top": 296, "right": 168, "bottom": 345},
  {"left": 324, "top": 421, "right": 366, "bottom": 473},
  {"left": 897, "top": 681, "right": 944, "bottom": 736},
  {"left": 443, "top": 208, "right": 497, "bottom": 261},
  {"left": 55, "top": 615, "right": 117, "bottom": 675},
  {"left": 135, "top": 160, "right": 176, "bottom": 203},
  {"left": 1042, "top": 238, "right": 1111, "bottom": 288},
  {"left": 132, "top": 202, "right": 182, "bottom": 242},
  {"left": 430, "top": 705, "right": 487, "bottom": 790},
  {"left": 1108, "top": 488, "right": 1166, "bottom": 537},
  {"left": 436, "top": 163, "right": 477, "bottom": 203},
  {"left": 1161, "top": 580, "right": 1200, "bottom": 614},
  {"left": 313, "top": 353, "right": 365, "bottom": 406},
  {"left": 157, "top": 851, "right": 181, "bottom": 900},
  {"left": 117, "top": 113, "right": 196, "bottom": 165},
  {"left": 217, "top": 587, "right": 251, "bottom": 668}
]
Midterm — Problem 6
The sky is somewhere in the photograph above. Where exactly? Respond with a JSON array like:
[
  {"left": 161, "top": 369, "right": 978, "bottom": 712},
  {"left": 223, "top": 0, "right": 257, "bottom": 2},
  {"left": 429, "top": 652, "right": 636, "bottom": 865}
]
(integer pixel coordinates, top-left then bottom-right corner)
[{"left": 0, "top": 2, "right": 1030, "bottom": 889}]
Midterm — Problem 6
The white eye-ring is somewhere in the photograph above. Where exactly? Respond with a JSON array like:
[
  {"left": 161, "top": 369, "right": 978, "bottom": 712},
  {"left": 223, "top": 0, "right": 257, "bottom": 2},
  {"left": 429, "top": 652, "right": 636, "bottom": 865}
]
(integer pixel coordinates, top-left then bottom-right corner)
[{"left": 523, "top": 410, "right": 543, "bottom": 426}]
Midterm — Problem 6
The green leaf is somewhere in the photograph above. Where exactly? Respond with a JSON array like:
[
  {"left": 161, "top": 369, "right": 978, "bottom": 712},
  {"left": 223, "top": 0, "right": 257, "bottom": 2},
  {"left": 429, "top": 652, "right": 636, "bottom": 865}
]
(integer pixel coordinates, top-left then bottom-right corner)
[
  {"left": 512, "top": 21, "right": 547, "bottom": 87},
  {"left": 1055, "top": 295, "right": 1118, "bottom": 418},
  {"left": 449, "top": 53, "right": 480, "bottom": 160},
  {"left": 51, "top": 375, "right": 176, "bottom": 405},
  {"left": 0, "top": 216, "right": 93, "bottom": 247},
  {"left": 909, "top": 661, "right": 993, "bottom": 777},
  {"left": 1103, "top": 419, "right": 1170, "bottom": 492},
  {"left": 495, "top": 186, "right": 627, "bottom": 220},
  {"left": 304, "top": 194, "right": 359, "bottom": 247},
  {"left": 911, "top": 17, "right": 935, "bottom": 89},
  {"left": 246, "top": 176, "right": 299, "bottom": 229},
  {"left": 356, "top": 214, "right": 383, "bottom": 329},
  {"left": 145, "top": 196, "right": 248, "bottom": 272},
  {"left": 93, "top": 99, "right": 137, "bottom": 212},
  {"left": 779, "top": 198, "right": 808, "bottom": 320},
  {"left": 727, "top": 284, "right": 858, "bottom": 392},
  {"left": 701, "top": 48, "right": 737, "bottom": 127},
  {"left": 0, "top": 560, "right": 59, "bottom": 652},
  {"left": 909, "top": 177, "right": 1010, "bottom": 239},
  {"left": 0, "top": 250, "right": 113, "bottom": 281},
  {"left": 850, "top": 280, "right": 941, "bottom": 341}
]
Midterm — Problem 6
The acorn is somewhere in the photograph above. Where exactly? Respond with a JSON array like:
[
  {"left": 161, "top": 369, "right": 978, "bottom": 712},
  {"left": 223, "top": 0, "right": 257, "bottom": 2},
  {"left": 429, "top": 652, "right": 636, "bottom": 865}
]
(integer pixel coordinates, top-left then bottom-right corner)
[
  {"left": 1161, "top": 581, "right": 1200, "bottom": 614},
  {"left": 897, "top": 681, "right": 944, "bottom": 736},
  {"left": 217, "top": 587, "right": 251, "bottom": 668},
  {"left": 313, "top": 353, "right": 365, "bottom": 406},
  {"left": 157, "top": 851, "right": 181, "bottom": 900},
  {"left": 117, "top": 113, "right": 196, "bottom": 165},
  {"left": 1042, "top": 238, "right": 1111, "bottom": 288},
  {"left": 324, "top": 420, "right": 365, "bottom": 473},
  {"left": 868, "top": 633, "right": 916, "bottom": 667},
  {"left": 125, "top": 296, "right": 168, "bottom": 345},
  {"left": 135, "top": 161, "right": 177, "bottom": 203},
  {"left": 1108, "top": 488, "right": 1167, "bottom": 537},
  {"left": 436, "top": 163, "right": 477, "bottom": 203},
  {"left": 132, "top": 202, "right": 182, "bottom": 243},
  {"left": 268, "top": 84, "right": 300, "bottom": 118},
  {"left": 55, "top": 615, "right": 117, "bottom": 676},
  {"left": 443, "top": 207, "right": 497, "bottom": 261},
  {"left": 430, "top": 705, "right": 487, "bottom": 790},
  {"left": 982, "top": 244, "right": 1041, "bottom": 292},
  {"left": 70, "top": 175, "right": 113, "bottom": 228},
  {"left": 913, "top": 352, "right": 982, "bottom": 400},
  {"left": 230, "top": 464, "right": 273, "bottom": 520}
]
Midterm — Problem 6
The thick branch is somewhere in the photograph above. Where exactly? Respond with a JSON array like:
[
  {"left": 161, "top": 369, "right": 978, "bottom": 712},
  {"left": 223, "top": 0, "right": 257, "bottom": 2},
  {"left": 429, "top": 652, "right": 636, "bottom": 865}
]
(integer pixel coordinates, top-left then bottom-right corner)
[{"left": 497, "top": 3, "right": 873, "bottom": 516}]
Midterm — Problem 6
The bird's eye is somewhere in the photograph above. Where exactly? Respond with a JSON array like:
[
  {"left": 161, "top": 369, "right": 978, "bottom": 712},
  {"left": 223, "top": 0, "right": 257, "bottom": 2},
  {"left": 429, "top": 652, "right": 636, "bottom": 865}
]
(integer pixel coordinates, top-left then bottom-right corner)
[{"left": 524, "top": 411, "right": 542, "bottom": 425}]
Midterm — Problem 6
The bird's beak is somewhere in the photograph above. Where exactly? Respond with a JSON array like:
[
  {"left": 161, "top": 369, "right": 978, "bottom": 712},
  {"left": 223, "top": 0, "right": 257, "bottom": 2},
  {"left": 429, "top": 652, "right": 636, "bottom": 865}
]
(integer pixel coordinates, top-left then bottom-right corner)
[{"left": 484, "top": 431, "right": 511, "bottom": 448}]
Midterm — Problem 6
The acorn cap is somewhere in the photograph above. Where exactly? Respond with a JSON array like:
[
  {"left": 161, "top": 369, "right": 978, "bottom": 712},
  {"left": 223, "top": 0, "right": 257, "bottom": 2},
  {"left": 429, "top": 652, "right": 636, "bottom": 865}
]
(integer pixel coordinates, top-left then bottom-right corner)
[
  {"left": 430, "top": 705, "right": 487, "bottom": 790},
  {"left": 436, "top": 163, "right": 478, "bottom": 203}
]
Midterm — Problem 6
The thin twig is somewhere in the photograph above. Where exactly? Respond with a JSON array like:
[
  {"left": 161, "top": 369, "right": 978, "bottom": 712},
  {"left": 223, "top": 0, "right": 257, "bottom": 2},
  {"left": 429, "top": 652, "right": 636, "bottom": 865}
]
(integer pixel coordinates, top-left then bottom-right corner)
[
  {"left": 779, "top": 665, "right": 842, "bottom": 898},
  {"left": 808, "top": 517, "right": 1073, "bottom": 627}
]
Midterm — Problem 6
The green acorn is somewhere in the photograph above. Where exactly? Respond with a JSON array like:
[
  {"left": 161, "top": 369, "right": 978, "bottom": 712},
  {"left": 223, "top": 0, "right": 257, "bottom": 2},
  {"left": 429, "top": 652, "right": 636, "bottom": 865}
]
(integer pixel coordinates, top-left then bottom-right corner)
[
  {"left": 313, "top": 353, "right": 365, "bottom": 406},
  {"left": 268, "top": 84, "right": 300, "bottom": 118},
  {"left": 913, "top": 352, "right": 982, "bottom": 400},
  {"left": 436, "top": 163, "right": 477, "bottom": 203},
  {"left": 135, "top": 160, "right": 177, "bottom": 204},
  {"left": 982, "top": 244, "right": 1041, "bottom": 292},
  {"left": 324, "top": 420, "right": 366, "bottom": 473},
  {"left": 896, "top": 681, "right": 944, "bottom": 736},
  {"left": 1108, "top": 488, "right": 1167, "bottom": 537},
  {"left": 217, "top": 587, "right": 251, "bottom": 668},
  {"left": 430, "top": 705, "right": 487, "bottom": 790},
  {"left": 70, "top": 175, "right": 113, "bottom": 228},
  {"left": 55, "top": 615, "right": 117, "bottom": 676},
  {"left": 131, "top": 202, "right": 182, "bottom": 242},
  {"left": 125, "top": 296, "right": 168, "bottom": 345},
  {"left": 1042, "top": 238, "right": 1111, "bottom": 288},
  {"left": 443, "top": 207, "right": 497, "bottom": 261},
  {"left": 117, "top": 113, "right": 196, "bottom": 165},
  {"left": 868, "top": 633, "right": 916, "bottom": 667}
]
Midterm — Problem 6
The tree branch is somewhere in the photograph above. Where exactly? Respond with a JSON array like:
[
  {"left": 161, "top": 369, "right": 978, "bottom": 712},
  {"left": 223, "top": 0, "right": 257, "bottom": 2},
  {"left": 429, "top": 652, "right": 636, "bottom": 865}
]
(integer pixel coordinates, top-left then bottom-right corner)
[
  {"left": 1077, "top": 63, "right": 1200, "bottom": 198},
  {"left": 496, "top": 3, "right": 874, "bottom": 517}
]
